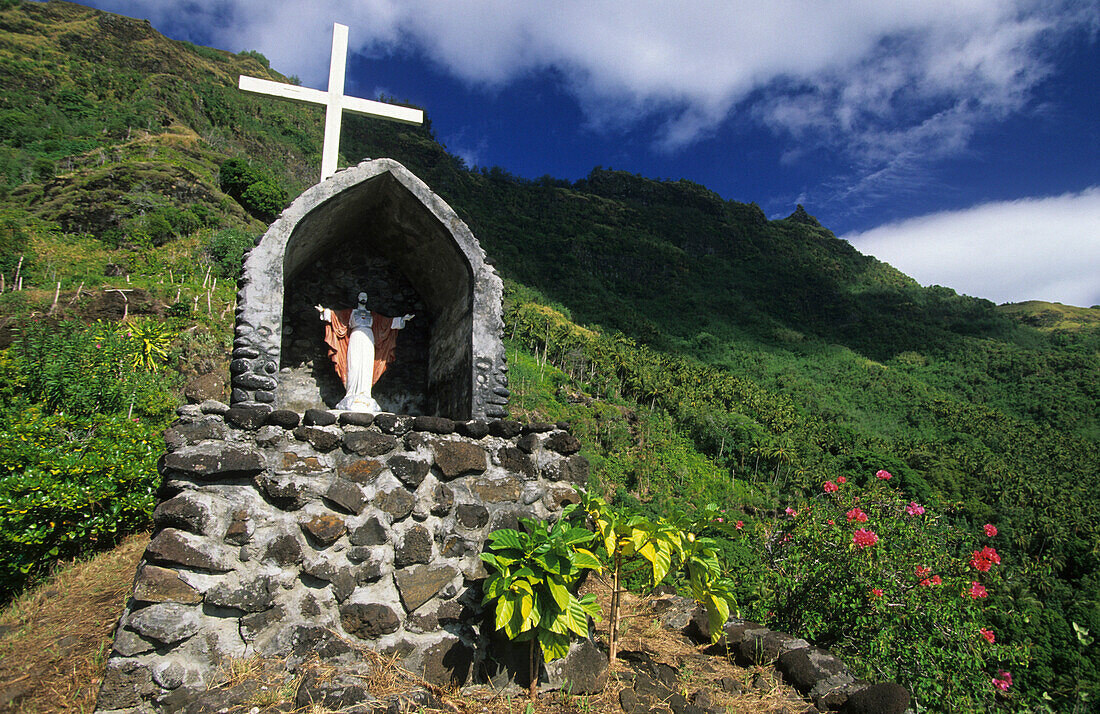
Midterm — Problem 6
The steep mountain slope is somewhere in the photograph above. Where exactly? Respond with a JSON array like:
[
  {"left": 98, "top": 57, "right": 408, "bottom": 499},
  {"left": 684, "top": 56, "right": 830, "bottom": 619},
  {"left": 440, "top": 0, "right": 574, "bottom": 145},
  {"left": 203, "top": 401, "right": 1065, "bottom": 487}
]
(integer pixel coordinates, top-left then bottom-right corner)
[{"left": 0, "top": 1, "right": 1097, "bottom": 708}]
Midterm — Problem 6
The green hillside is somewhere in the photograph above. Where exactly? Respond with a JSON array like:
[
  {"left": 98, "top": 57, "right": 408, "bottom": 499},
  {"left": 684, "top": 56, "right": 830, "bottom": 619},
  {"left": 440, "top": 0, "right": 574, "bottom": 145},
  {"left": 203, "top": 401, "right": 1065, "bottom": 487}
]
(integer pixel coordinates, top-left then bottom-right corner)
[{"left": 0, "top": 1, "right": 1097, "bottom": 710}]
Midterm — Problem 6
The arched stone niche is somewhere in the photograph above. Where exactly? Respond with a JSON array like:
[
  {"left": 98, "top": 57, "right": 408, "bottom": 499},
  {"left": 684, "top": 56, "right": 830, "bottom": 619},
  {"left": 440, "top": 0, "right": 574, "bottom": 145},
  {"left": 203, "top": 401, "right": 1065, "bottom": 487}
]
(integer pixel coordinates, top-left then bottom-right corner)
[{"left": 231, "top": 159, "right": 508, "bottom": 420}]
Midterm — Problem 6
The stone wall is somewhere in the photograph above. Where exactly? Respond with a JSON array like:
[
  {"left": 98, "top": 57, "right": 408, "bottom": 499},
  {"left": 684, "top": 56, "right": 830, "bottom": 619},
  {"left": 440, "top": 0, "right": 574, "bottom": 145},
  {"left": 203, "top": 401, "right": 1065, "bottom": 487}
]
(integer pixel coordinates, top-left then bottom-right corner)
[{"left": 96, "top": 402, "right": 587, "bottom": 713}]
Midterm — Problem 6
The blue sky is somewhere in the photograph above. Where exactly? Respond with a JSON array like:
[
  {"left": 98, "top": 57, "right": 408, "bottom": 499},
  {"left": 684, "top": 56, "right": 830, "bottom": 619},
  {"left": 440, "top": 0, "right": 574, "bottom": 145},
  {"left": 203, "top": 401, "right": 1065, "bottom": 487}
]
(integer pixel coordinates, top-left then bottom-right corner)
[{"left": 84, "top": 1, "right": 1099, "bottom": 306}]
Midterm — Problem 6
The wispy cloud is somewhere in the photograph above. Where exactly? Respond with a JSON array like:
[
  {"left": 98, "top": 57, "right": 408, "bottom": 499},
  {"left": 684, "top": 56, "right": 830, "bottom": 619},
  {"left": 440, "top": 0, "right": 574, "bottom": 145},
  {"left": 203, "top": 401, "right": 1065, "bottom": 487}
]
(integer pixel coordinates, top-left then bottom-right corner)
[
  {"left": 843, "top": 188, "right": 1100, "bottom": 307},
  {"left": 91, "top": 1, "right": 1096, "bottom": 208}
]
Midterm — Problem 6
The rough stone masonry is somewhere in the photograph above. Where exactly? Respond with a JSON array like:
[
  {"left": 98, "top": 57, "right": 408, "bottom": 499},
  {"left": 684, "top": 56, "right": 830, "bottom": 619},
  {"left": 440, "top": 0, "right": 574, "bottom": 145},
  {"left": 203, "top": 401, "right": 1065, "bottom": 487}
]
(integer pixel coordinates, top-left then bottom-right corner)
[{"left": 96, "top": 403, "right": 588, "bottom": 712}]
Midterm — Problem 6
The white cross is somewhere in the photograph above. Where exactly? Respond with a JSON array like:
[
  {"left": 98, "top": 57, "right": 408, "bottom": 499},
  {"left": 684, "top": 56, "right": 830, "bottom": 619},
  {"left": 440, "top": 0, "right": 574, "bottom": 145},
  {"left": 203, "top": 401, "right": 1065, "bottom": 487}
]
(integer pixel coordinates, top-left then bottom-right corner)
[{"left": 238, "top": 23, "right": 424, "bottom": 183}]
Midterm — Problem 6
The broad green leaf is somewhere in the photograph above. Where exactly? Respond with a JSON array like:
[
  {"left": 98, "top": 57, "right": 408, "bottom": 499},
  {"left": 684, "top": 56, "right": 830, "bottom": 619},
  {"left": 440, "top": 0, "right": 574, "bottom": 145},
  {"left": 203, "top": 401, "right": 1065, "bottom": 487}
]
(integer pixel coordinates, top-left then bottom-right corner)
[
  {"left": 495, "top": 594, "right": 515, "bottom": 631},
  {"left": 564, "top": 595, "right": 591, "bottom": 638},
  {"left": 706, "top": 593, "right": 730, "bottom": 643},
  {"left": 572, "top": 548, "right": 602, "bottom": 571},
  {"left": 538, "top": 629, "right": 571, "bottom": 662},
  {"left": 547, "top": 576, "right": 570, "bottom": 610},
  {"left": 488, "top": 529, "right": 527, "bottom": 550},
  {"left": 578, "top": 593, "right": 602, "bottom": 621},
  {"left": 517, "top": 591, "right": 534, "bottom": 629}
]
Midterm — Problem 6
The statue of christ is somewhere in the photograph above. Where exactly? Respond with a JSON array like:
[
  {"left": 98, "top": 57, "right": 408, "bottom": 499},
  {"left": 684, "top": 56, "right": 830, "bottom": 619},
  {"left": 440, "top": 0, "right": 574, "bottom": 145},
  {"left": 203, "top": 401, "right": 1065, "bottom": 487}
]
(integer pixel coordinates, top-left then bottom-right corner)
[{"left": 316, "top": 292, "right": 414, "bottom": 411}]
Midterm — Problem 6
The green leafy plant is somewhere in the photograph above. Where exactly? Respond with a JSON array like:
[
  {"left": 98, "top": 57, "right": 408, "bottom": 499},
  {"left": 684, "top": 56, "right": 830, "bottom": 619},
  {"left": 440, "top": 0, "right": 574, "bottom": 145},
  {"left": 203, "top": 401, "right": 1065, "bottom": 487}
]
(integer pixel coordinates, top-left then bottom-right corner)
[
  {"left": 576, "top": 491, "right": 738, "bottom": 663},
  {"left": 480, "top": 512, "right": 602, "bottom": 700}
]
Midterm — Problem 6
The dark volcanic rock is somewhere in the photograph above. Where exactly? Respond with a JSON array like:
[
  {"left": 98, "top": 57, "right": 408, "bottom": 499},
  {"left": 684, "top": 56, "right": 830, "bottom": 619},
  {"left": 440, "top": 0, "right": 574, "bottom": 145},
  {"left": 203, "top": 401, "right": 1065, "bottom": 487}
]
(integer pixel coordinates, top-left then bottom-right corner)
[
  {"left": 545, "top": 638, "right": 609, "bottom": 694},
  {"left": 303, "top": 408, "right": 337, "bottom": 427},
  {"left": 131, "top": 564, "right": 202, "bottom": 604},
  {"left": 338, "top": 412, "right": 374, "bottom": 427},
  {"left": 162, "top": 419, "right": 228, "bottom": 450},
  {"left": 421, "top": 636, "right": 473, "bottom": 686},
  {"left": 841, "top": 683, "right": 910, "bottom": 714},
  {"left": 344, "top": 430, "right": 398, "bottom": 457},
  {"left": 377, "top": 488, "right": 415, "bottom": 521},
  {"left": 431, "top": 441, "right": 487, "bottom": 479},
  {"left": 395, "top": 564, "right": 459, "bottom": 612},
  {"left": 253, "top": 473, "right": 308, "bottom": 511},
  {"left": 395, "top": 525, "right": 433, "bottom": 567},
  {"left": 338, "top": 457, "right": 385, "bottom": 484},
  {"left": 374, "top": 413, "right": 412, "bottom": 434},
  {"left": 264, "top": 534, "right": 304, "bottom": 566},
  {"left": 205, "top": 576, "right": 276, "bottom": 612},
  {"left": 294, "top": 425, "right": 341, "bottom": 452},
  {"left": 348, "top": 517, "right": 387, "bottom": 546},
  {"left": 488, "top": 420, "right": 522, "bottom": 438},
  {"left": 225, "top": 406, "right": 269, "bottom": 430},
  {"left": 152, "top": 493, "right": 212, "bottom": 535},
  {"left": 324, "top": 478, "right": 365, "bottom": 514},
  {"left": 455, "top": 420, "right": 489, "bottom": 439},
  {"left": 545, "top": 431, "right": 582, "bottom": 455},
  {"left": 340, "top": 603, "right": 400, "bottom": 639},
  {"left": 162, "top": 443, "right": 263, "bottom": 478},
  {"left": 454, "top": 504, "right": 489, "bottom": 530},
  {"left": 389, "top": 456, "right": 430, "bottom": 488},
  {"left": 146, "top": 528, "right": 231, "bottom": 572},
  {"left": 265, "top": 409, "right": 300, "bottom": 429},
  {"left": 301, "top": 513, "right": 346, "bottom": 546},
  {"left": 413, "top": 416, "right": 455, "bottom": 434},
  {"left": 497, "top": 446, "right": 535, "bottom": 479}
]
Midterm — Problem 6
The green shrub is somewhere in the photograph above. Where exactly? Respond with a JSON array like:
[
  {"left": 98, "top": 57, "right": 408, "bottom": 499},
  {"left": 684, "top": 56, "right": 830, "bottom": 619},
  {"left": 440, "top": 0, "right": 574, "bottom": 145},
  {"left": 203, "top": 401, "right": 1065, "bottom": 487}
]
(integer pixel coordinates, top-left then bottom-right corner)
[
  {"left": 5, "top": 319, "right": 179, "bottom": 420},
  {"left": 219, "top": 158, "right": 287, "bottom": 221},
  {"left": 202, "top": 227, "right": 255, "bottom": 280},
  {"left": 237, "top": 49, "right": 270, "bottom": 69},
  {"left": 240, "top": 179, "right": 287, "bottom": 222},
  {"left": 0, "top": 408, "right": 160, "bottom": 600}
]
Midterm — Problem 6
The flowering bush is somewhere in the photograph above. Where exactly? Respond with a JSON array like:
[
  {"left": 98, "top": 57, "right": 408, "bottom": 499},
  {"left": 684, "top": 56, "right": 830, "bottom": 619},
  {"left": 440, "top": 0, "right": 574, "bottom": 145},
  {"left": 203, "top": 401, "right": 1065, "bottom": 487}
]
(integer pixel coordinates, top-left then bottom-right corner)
[{"left": 733, "top": 472, "right": 1026, "bottom": 711}]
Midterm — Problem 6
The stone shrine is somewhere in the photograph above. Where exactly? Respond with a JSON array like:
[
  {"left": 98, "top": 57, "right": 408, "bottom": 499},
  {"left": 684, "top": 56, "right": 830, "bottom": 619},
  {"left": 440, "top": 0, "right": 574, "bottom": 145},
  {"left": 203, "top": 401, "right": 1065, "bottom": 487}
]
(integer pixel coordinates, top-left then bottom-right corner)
[
  {"left": 231, "top": 158, "right": 509, "bottom": 420},
  {"left": 95, "top": 162, "right": 587, "bottom": 713}
]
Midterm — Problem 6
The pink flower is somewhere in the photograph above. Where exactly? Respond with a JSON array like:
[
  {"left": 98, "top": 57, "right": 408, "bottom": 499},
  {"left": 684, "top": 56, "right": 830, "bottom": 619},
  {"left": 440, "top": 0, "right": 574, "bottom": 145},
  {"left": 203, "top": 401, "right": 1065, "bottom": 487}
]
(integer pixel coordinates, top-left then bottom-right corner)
[
  {"left": 870, "top": 588, "right": 883, "bottom": 598},
  {"left": 875, "top": 469, "right": 892, "bottom": 480},
  {"left": 980, "top": 628, "right": 995, "bottom": 644},
  {"left": 785, "top": 506, "right": 797, "bottom": 517},
  {"left": 968, "top": 581, "right": 988, "bottom": 599},
  {"left": 836, "top": 476, "right": 847, "bottom": 484},
  {"left": 992, "top": 670, "right": 1012, "bottom": 691},
  {"left": 915, "top": 565, "right": 931, "bottom": 578},
  {"left": 970, "top": 547, "right": 1001, "bottom": 572},
  {"left": 853, "top": 529, "right": 879, "bottom": 548},
  {"left": 735, "top": 521, "right": 743, "bottom": 530},
  {"left": 823, "top": 481, "right": 838, "bottom": 493},
  {"left": 846, "top": 507, "right": 868, "bottom": 523},
  {"left": 905, "top": 502, "right": 925, "bottom": 516},
  {"left": 920, "top": 575, "right": 942, "bottom": 587},
  {"left": 984, "top": 523, "right": 998, "bottom": 537},
  {"left": 826, "top": 519, "right": 835, "bottom": 525},
  {"left": 716, "top": 517, "right": 724, "bottom": 523}
]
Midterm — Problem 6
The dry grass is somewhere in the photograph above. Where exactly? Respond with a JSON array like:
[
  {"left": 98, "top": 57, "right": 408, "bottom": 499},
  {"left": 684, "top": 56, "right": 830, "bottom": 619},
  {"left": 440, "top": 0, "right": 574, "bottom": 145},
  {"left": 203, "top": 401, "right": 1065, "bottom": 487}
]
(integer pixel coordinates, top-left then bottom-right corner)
[
  {"left": 0, "top": 532, "right": 149, "bottom": 713},
  {"left": 581, "top": 573, "right": 811, "bottom": 714}
]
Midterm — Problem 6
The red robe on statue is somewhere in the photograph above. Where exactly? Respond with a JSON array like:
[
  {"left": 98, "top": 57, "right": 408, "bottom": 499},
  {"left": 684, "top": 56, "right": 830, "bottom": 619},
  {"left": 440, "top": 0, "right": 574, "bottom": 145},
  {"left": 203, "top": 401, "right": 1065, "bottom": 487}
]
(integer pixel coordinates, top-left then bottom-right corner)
[{"left": 321, "top": 309, "right": 398, "bottom": 386}]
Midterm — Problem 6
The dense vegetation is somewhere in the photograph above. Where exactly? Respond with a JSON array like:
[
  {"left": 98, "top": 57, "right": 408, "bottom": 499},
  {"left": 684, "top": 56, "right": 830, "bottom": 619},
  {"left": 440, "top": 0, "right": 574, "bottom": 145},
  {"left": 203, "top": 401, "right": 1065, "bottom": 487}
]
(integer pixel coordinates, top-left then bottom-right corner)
[{"left": 0, "top": 1, "right": 1096, "bottom": 710}]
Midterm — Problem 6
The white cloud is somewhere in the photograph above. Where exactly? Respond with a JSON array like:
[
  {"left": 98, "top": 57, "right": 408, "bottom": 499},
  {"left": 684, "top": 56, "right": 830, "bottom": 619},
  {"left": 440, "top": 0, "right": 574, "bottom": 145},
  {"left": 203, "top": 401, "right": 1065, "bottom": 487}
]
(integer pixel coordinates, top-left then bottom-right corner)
[
  {"left": 94, "top": 1, "right": 1095, "bottom": 154},
  {"left": 843, "top": 188, "right": 1100, "bottom": 307},
  {"left": 88, "top": 0, "right": 1096, "bottom": 211}
]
